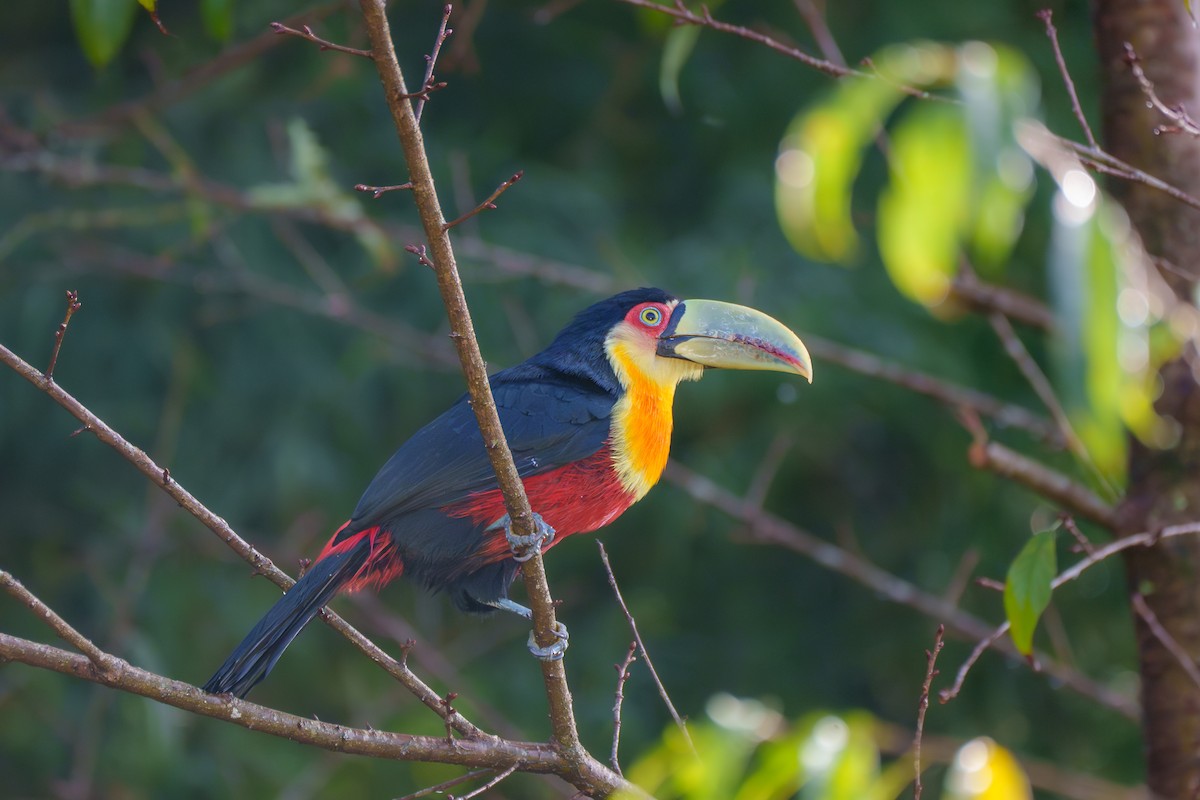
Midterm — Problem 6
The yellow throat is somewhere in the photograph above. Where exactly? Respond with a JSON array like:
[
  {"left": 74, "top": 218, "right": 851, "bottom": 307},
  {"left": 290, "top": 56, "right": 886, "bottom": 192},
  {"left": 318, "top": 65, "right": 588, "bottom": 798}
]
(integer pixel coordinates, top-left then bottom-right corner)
[{"left": 605, "top": 334, "right": 704, "bottom": 499}]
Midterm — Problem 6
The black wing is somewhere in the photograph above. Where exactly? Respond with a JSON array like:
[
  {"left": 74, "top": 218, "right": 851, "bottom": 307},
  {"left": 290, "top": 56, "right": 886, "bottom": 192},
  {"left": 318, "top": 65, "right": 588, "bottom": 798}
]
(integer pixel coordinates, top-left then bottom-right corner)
[{"left": 350, "top": 367, "right": 616, "bottom": 527}]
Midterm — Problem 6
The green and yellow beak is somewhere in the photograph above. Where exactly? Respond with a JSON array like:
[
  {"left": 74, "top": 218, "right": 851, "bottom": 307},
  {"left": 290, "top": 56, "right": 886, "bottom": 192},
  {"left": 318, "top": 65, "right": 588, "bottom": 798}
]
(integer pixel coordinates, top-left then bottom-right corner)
[{"left": 656, "top": 299, "right": 813, "bottom": 382}]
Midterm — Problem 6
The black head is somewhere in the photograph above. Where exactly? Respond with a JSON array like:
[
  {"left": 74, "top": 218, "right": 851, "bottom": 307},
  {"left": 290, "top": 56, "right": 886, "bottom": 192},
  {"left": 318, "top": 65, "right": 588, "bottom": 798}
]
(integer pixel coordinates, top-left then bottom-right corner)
[{"left": 524, "top": 288, "right": 679, "bottom": 393}]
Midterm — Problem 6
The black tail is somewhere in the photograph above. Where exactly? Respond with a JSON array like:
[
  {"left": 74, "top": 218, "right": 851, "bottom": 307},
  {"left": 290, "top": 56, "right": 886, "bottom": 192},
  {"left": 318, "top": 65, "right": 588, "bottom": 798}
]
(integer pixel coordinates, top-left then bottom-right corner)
[{"left": 202, "top": 541, "right": 370, "bottom": 698}]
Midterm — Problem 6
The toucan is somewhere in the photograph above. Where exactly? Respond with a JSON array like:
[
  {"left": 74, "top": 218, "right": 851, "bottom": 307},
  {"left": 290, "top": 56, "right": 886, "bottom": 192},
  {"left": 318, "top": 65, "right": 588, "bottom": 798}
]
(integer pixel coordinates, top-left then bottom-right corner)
[{"left": 202, "top": 288, "right": 812, "bottom": 697}]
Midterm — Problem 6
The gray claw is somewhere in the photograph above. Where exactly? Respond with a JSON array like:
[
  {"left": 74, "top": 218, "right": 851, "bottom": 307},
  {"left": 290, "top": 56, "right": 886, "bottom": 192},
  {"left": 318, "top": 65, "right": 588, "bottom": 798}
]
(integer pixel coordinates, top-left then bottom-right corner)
[
  {"left": 490, "top": 512, "right": 556, "bottom": 562},
  {"left": 527, "top": 621, "right": 569, "bottom": 661}
]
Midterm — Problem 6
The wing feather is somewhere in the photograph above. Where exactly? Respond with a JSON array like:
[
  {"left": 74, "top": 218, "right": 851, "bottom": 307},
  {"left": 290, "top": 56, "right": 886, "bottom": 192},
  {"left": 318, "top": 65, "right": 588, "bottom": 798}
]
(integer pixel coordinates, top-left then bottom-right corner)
[{"left": 350, "top": 368, "right": 615, "bottom": 527}]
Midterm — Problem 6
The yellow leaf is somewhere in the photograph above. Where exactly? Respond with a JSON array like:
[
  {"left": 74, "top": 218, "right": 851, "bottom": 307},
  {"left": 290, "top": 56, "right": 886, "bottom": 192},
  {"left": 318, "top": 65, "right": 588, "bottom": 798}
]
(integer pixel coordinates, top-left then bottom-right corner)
[{"left": 945, "top": 737, "right": 1032, "bottom": 800}]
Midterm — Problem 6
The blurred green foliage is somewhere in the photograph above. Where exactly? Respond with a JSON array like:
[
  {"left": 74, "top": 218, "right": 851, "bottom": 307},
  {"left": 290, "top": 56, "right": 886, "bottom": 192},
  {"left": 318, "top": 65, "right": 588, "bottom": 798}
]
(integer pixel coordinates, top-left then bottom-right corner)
[{"left": 0, "top": 1, "right": 1145, "bottom": 798}]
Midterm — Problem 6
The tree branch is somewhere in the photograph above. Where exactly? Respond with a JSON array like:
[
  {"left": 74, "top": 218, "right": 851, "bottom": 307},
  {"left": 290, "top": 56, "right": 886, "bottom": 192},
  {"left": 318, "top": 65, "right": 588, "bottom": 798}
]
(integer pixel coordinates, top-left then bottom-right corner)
[
  {"left": 940, "top": 521, "right": 1200, "bottom": 703},
  {"left": 597, "top": 542, "right": 693, "bottom": 752},
  {"left": 0, "top": 570, "right": 107, "bottom": 669},
  {"left": 803, "top": 333, "right": 1063, "bottom": 446},
  {"left": 967, "top": 439, "right": 1119, "bottom": 530},
  {"left": 355, "top": 3, "right": 635, "bottom": 795},
  {"left": 0, "top": 340, "right": 481, "bottom": 738},
  {"left": 913, "top": 624, "right": 945, "bottom": 800},
  {"left": 0, "top": 633, "right": 554, "bottom": 770},
  {"left": 663, "top": 461, "right": 1139, "bottom": 719}
]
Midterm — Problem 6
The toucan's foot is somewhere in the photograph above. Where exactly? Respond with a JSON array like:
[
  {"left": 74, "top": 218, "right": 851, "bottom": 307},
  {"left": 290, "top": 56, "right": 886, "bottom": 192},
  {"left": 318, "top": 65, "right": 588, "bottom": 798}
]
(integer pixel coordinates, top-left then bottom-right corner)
[
  {"left": 489, "top": 512, "right": 556, "bottom": 562},
  {"left": 484, "top": 598, "right": 569, "bottom": 660},
  {"left": 527, "top": 622, "right": 570, "bottom": 661}
]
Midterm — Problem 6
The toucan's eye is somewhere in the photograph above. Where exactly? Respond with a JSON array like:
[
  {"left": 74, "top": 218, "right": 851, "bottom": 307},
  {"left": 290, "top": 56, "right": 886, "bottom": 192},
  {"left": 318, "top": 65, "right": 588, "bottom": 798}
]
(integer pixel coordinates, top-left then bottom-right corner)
[{"left": 639, "top": 306, "right": 663, "bottom": 327}]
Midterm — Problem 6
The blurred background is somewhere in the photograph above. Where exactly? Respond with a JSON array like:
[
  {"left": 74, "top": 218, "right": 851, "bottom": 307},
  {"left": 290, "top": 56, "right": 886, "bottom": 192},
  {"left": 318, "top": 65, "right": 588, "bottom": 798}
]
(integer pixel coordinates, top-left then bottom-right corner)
[{"left": 0, "top": 0, "right": 1142, "bottom": 797}]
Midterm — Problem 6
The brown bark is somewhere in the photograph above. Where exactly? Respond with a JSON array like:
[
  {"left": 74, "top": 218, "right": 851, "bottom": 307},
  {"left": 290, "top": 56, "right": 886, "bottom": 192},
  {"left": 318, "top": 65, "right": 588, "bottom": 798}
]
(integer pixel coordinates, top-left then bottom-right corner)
[{"left": 1095, "top": 1, "right": 1200, "bottom": 796}]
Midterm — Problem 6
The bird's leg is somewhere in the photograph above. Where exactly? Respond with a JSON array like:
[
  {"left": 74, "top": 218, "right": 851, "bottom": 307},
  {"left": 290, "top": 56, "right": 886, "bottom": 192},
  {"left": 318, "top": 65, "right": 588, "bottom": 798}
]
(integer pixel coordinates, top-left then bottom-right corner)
[
  {"left": 487, "top": 597, "right": 569, "bottom": 661},
  {"left": 488, "top": 512, "right": 556, "bottom": 563}
]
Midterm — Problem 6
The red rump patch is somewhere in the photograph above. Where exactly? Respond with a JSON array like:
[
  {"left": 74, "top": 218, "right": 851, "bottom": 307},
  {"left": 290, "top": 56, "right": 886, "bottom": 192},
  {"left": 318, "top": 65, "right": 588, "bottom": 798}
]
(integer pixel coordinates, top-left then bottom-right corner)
[
  {"left": 446, "top": 445, "right": 638, "bottom": 566},
  {"left": 316, "top": 521, "right": 404, "bottom": 593}
]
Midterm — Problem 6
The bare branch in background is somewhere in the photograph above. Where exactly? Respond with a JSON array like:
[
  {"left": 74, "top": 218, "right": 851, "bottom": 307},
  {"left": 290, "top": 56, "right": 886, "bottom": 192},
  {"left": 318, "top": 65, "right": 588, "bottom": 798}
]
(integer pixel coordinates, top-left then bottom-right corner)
[
  {"left": 1037, "top": 9, "right": 1098, "bottom": 149},
  {"left": 44, "top": 289, "right": 82, "bottom": 381},
  {"left": 269, "top": 21, "right": 375, "bottom": 59},
  {"left": 940, "top": 521, "right": 1200, "bottom": 703},
  {"left": 1123, "top": 43, "right": 1200, "bottom": 138},
  {"left": 913, "top": 624, "right": 945, "bottom": 800},
  {"left": 0, "top": 340, "right": 481, "bottom": 737},
  {"left": 1130, "top": 593, "right": 1200, "bottom": 692},
  {"left": 610, "top": 640, "right": 638, "bottom": 776},
  {"left": 597, "top": 541, "right": 695, "bottom": 752},
  {"left": 443, "top": 171, "right": 524, "bottom": 231},
  {"left": 985, "top": 310, "right": 1117, "bottom": 498},
  {"left": 356, "top": 2, "right": 635, "bottom": 794},
  {"left": 616, "top": 0, "right": 856, "bottom": 79},
  {"left": 0, "top": 570, "right": 108, "bottom": 670},
  {"left": 804, "top": 334, "right": 1063, "bottom": 446},
  {"left": 415, "top": 4, "right": 456, "bottom": 123},
  {"left": 967, "top": 438, "right": 1118, "bottom": 530},
  {"left": 664, "top": 461, "right": 1139, "bottom": 719},
  {"left": 355, "top": 181, "right": 413, "bottom": 198},
  {"left": 0, "top": 632, "right": 556, "bottom": 771}
]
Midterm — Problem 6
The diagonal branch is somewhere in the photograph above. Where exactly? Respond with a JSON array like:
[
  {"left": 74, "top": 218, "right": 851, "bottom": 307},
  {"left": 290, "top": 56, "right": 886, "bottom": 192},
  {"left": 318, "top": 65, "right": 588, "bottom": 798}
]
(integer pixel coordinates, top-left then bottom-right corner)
[
  {"left": 354, "top": 3, "right": 637, "bottom": 796},
  {"left": 663, "top": 461, "right": 1139, "bottom": 720},
  {"left": 0, "top": 570, "right": 107, "bottom": 669},
  {"left": 0, "top": 340, "right": 481, "bottom": 738},
  {"left": 0, "top": 632, "right": 554, "bottom": 770},
  {"left": 597, "top": 542, "right": 694, "bottom": 752},
  {"left": 967, "top": 439, "right": 1118, "bottom": 530},
  {"left": 804, "top": 334, "right": 1062, "bottom": 446},
  {"left": 940, "top": 521, "right": 1200, "bottom": 703}
]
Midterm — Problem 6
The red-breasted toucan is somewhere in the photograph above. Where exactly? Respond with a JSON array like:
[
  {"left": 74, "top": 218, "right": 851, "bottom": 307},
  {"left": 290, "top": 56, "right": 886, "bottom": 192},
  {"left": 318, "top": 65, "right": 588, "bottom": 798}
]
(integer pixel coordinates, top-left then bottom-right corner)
[{"left": 202, "top": 288, "right": 811, "bottom": 697}]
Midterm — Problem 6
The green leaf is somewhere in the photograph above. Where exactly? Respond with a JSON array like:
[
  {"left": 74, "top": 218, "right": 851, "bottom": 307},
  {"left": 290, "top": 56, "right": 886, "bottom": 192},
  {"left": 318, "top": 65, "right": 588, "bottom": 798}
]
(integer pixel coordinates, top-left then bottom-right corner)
[
  {"left": 70, "top": 0, "right": 139, "bottom": 69},
  {"left": 136, "top": 0, "right": 154, "bottom": 10},
  {"left": 877, "top": 103, "right": 970, "bottom": 305},
  {"left": 201, "top": 0, "right": 234, "bottom": 42},
  {"left": 1004, "top": 530, "right": 1057, "bottom": 655},
  {"left": 775, "top": 42, "right": 961, "bottom": 264}
]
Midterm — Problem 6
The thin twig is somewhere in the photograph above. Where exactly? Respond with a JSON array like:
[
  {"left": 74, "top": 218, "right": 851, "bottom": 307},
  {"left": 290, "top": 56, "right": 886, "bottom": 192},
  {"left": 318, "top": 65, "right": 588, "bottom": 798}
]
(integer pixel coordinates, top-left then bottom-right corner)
[
  {"left": 395, "top": 769, "right": 495, "bottom": 800},
  {"left": 940, "top": 521, "right": 1200, "bottom": 702},
  {"left": 416, "top": 5, "right": 456, "bottom": 123},
  {"left": 913, "top": 624, "right": 945, "bottom": 800},
  {"left": 45, "top": 289, "right": 82, "bottom": 381},
  {"left": 1131, "top": 593, "right": 1200, "bottom": 692},
  {"left": 0, "top": 570, "right": 108, "bottom": 670},
  {"left": 1123, "top": 43, "right": 1200, "bottom": 137},
  {"left": 0, "top": 632, "right": 557, "bottom": 770},
  {"left": 967, "top": 439, "right": 1118, "bottom": 530},
  {"left": 805, "top": 334, "right": 1062, "bottom": 446},
  {"left": 1037, "top": 9, "right": 1097, "bottom": 148},
  {"left": 597, "top": 541, "right": 696, "bottom": 752},
  {"left": 0, "top": 340, "right": 481, "bottom": 737},
  {"left": 1060, "top": 136, "right": 1200, "bottom": 213},
  {"left": 60, "top": 3, "right": 346, "bottom": 136},
  {"left": 986, "top": 311, "right": 1117, "bottom": 498},
  {"left": 664, "top": 460, "right": 1139, "bottom": 719},
  {"left": 939, "top": 625, "right": 1011, "bottom": 705},
  {"left": 443, "top": 171, "right": 523, "bottom": 231},
  {"left": 355, "top": 181, "right": 413, "bottom": 199},
  {"left": 792, "top": 0, "right": 846, "bottom": 67},
  {"left": 269, "top": 21, "right": 375, "bottom": 59},
  {"left": 618, "top": 0, "right": 851, "bottom": 79},
  {"left": 451, "top": 763, "right": 518, "bottom": 800},
  {"left": 610, "top": 640, "right": 638, "bottom": 776},
  {"left": 356, "top": 5, "right": 631, "bottom": 795},
  {"left": 1061, "top": 515, "right": 1096, "bottom": 555},
  {"left": 949, "top": 271, "right": 1054, "bottom": 332}
]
